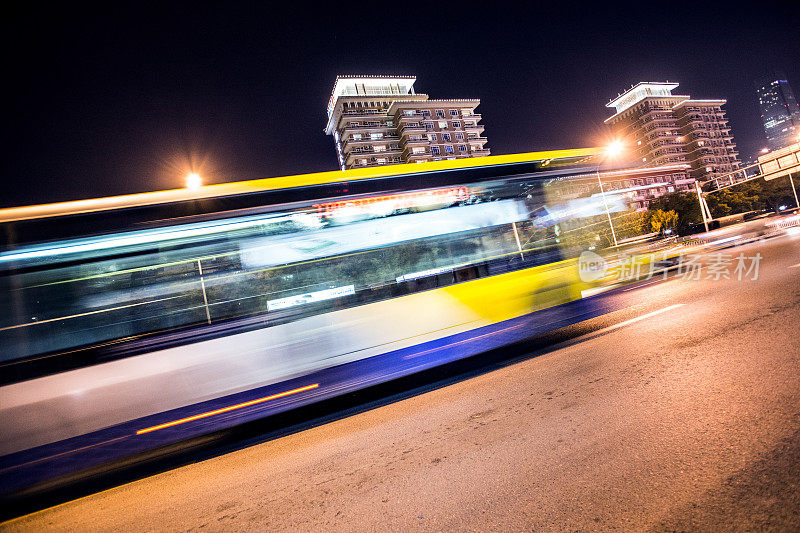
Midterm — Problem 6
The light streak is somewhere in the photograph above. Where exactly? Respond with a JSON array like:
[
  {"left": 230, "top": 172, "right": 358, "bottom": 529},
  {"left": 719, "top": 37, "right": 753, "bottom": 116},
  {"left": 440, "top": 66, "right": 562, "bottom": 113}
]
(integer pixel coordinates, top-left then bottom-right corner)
[{"left": 135, "top": 383, "right": 320, "bottom": 435}]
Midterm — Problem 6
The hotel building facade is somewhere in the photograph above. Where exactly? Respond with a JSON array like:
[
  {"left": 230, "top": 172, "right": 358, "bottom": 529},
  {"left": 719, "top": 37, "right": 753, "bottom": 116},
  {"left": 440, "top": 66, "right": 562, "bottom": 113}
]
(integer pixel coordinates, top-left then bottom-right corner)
[
  {"left": 325, "top": 76, "right": 489, "bottom": 170},
  {"left": 605, "top": 82, "right": 740, "bottom": 187}
]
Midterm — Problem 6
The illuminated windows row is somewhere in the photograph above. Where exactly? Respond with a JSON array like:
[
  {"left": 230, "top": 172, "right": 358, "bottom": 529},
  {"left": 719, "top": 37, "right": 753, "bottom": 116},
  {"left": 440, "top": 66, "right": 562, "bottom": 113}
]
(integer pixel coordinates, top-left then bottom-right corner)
[{"left": 430, "top": 145, "right": 468, "bottom": 155}]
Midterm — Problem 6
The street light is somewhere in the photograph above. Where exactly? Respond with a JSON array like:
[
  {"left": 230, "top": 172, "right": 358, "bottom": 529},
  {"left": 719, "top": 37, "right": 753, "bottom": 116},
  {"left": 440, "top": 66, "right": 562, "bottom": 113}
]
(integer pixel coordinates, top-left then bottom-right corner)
[
  {"left": 605, "top": 140, "right": 624, "bottom": 158},
  {"left": 186, "top": 172, "right": 202, "bottom": 189}
]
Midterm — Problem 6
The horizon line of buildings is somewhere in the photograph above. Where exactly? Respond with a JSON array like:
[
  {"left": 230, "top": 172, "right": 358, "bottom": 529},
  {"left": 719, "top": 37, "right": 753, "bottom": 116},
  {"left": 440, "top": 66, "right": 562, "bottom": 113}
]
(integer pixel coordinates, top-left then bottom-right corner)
[{"left": 322, "top": 72, "right": 797, "bottom": 211}]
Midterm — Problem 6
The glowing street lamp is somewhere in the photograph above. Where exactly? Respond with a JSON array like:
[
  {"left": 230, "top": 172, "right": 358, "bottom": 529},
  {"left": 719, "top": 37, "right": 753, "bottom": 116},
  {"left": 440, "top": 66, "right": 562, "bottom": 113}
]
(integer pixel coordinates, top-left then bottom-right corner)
[
  {"left": 761, "top": 147, "right": 770, "bottom": 154},
  {"left": 605, "top": 140, "right": 624, "bottom": 158},
  {"left": 186, "top": 172, "right": 202, "bottom": 189}
]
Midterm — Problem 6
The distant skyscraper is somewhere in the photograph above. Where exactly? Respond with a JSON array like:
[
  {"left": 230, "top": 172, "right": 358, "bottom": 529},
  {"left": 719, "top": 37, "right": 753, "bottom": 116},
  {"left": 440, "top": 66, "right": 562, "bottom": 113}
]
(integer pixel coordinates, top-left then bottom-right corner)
[
  {"left": 605, "top": 82, "right": 740, "bottom": 186},
  {"left": 325, "top": 76, "right": 489, "bottom": 170},
  {"left": 754, "top": 72, "right": 800, "bottom": 151}
]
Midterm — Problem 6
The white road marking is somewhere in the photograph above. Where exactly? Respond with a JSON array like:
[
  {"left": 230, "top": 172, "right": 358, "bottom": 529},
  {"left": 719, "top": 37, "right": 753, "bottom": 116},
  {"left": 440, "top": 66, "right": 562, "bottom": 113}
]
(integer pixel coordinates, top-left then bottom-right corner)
[{"left": 593, "top": 304, "right": 685, "bottom": 337}]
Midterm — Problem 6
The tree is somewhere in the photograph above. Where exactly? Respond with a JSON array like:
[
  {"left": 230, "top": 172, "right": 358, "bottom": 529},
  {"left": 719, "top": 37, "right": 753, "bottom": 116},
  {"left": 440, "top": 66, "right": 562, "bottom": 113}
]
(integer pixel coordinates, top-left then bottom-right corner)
[
  {"left": 648, "top": 192, "right": 702, "bottom": 234},
  {"left": 703, "top": 176, "right": 797, "bottom": 215},
  {"left": 705, "top": 188, "right": 759, "bottom": 218},
  {"left": 649, "top": 209, "right": 679, "bottom": 233}
]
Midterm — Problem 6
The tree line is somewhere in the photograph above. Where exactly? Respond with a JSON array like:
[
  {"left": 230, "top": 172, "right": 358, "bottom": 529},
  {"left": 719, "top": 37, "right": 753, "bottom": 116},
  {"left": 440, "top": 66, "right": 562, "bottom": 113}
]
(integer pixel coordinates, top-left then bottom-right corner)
[{"left": 647, "top": 175, "right": 798, "bottom": 235}]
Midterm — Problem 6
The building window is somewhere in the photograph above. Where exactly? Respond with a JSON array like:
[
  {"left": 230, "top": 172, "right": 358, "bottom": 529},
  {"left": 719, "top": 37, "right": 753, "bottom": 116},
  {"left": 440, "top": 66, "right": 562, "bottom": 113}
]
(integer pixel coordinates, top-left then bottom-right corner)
[
  {"left": 370, "top": 132, "right": 383, "bottom": 140},
  {"left": 458, "top": 145, "right": 467, "bottom": 152},
  {"left": 353, "top": 134, "right": 362, "bottom": 140},
  {"left": 436, "top": 110, "right": 445, "bottom": 118},
  {"left": 449, "top": 110, "right": 458, "bottom": 116},
  {"left": 431, "top": 146, "right": 441, "bottom": 155},
  {"left": 452, "top": 121, "right": 461, "bottom": 128},
  {"left": 428, "top": 133, "right": 437, "bottom": 142},
  {"left": 438, "top": 121, "right": 447, "bottom": 129},
  {"left": 444, "top": 145, "right": 454, "bottom": 154},
  {"left": 454, "top": 133, "right": 464, "bottom": 140},
  {"left": 422, "top": 110, "right": 431, "bottom": 117},
  {"left": 442, "top": 133, "right": 451, "bottom": 141},
  {"left": 403, "top": 110, "right": 415, "bottom": 116},
  {"left": 424, "top": 122, "right": 434, "bottom": 131}
]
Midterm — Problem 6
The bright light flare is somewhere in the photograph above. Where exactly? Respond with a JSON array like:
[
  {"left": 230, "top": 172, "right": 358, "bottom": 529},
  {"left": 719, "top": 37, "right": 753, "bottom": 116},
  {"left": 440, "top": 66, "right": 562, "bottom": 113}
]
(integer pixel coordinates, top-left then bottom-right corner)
[
  {"left": 761, "top": 147, "right": 770, "bottom": 154},
  {"left": 605, "top": 140, "right": 624, "bottom": 158},
  {"left": 186, "top": 172, "right": 202, "bottom": 189}
]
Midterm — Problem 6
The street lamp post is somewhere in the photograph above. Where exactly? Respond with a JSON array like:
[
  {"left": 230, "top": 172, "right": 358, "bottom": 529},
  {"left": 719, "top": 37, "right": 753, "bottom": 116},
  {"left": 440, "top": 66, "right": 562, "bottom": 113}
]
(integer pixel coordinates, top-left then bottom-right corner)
[
  {"left": 596, "top": 168, "right": 618, "bottom": 247},
  {"left": 597, "top": 141, "right": 625, "bottom": 247}
]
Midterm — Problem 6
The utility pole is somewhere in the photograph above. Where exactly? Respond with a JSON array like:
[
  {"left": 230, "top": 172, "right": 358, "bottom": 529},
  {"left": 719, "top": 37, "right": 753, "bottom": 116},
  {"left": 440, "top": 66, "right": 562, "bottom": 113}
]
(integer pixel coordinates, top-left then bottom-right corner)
[
  {"left": 789, "top": 171, "right": 799, "bottom": 210},
  {"left": 695, "top": 180, "right": 709, "bottom": 232}
]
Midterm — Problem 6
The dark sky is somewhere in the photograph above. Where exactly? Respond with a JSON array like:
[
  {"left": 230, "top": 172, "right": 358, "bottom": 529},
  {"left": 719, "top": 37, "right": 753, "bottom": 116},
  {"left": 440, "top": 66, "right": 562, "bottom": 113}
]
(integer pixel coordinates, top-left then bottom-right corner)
[{"left": 2, "top": 3, "right": 799, "bottom": 208}]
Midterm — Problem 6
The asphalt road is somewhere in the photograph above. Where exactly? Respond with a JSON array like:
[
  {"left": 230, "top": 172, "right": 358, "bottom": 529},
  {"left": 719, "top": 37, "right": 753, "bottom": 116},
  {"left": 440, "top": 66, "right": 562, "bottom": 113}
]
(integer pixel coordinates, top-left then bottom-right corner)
[{"left": 4, "top": 233, "right": 800, "bottom": 532}]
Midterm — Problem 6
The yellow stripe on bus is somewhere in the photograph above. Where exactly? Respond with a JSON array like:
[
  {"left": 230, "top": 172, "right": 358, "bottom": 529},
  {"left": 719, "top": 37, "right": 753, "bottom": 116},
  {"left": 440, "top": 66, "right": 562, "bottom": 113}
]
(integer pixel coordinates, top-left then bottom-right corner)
[{"left": 0, "top": 148, "right": 601, "bottom": 223}]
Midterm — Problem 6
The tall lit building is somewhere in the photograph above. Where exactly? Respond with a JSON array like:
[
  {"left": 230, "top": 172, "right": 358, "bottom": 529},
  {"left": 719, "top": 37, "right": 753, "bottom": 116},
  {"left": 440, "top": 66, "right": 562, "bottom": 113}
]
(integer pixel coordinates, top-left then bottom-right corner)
[
  {"left": 324, "top": 75, "right": 489, "bottom": 170},
  {"left": 754, "top": 71, "right": 800, "bottom": 151},
  {"left": 605, "top": 82, "right": 740, "bottom": 186}
]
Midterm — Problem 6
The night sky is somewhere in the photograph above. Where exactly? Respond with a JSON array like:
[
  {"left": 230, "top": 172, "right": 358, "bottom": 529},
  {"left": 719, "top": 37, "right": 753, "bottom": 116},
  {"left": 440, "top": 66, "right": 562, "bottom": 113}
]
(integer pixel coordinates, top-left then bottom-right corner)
[{"left": 3, "top": 3, "right": 799, "bottom": 208}]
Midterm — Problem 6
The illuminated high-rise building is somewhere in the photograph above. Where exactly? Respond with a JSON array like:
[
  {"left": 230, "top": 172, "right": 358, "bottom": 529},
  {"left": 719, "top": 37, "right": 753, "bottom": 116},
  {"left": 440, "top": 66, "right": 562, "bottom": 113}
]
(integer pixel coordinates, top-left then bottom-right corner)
[
  {"left": 324, "top": 76, "right": 489, "bottom": 170},
  {"left": 754, "top": 71, "right": 800, "bottom": 151},
  {"left": 605, "top": 82, "right": 740, "bottom": 185}
]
